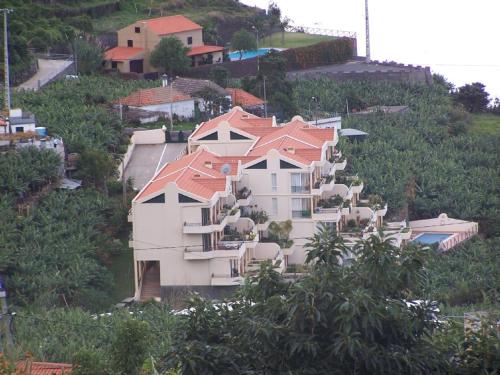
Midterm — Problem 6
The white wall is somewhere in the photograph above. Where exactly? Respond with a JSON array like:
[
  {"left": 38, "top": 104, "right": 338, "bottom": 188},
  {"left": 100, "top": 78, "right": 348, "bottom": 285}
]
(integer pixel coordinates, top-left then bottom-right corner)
[
  {"left": 133, "top": 129, "right": 165, "bottom": 144},
  {"left": 133, "top": 99, "right": 195, "bottom": 119}
]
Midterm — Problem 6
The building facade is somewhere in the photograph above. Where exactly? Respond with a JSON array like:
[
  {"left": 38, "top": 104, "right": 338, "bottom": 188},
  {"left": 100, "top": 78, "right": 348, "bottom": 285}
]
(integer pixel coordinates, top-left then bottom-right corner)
[
  {"left": 104, "top": 15, "right": 224, "bottom": 74},
  {"left": 130, "top": 107, "right": 409, "bottom": 300}
]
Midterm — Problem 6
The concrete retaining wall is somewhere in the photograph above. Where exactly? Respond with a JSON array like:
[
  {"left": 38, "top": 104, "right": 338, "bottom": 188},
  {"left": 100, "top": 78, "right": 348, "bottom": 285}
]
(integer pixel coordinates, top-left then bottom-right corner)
[{"left": 133, "top": 129, "right": 165, "bottom": 144}]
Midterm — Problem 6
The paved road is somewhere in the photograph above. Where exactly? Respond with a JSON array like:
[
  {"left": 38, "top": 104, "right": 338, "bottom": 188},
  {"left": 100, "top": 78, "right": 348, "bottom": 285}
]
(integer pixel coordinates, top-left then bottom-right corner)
[
  {"left": 17, "top": 59, "right": 74, "bottom": 91},
  {"left": 125, "top": 143, "right": 186, "bottom": 190}
]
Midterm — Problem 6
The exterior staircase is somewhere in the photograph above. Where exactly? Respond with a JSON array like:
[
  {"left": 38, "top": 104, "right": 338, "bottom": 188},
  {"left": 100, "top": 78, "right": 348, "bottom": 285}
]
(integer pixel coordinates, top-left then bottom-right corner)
[{"left": 140, "top": 263, "right": 161, "bottom": 301}]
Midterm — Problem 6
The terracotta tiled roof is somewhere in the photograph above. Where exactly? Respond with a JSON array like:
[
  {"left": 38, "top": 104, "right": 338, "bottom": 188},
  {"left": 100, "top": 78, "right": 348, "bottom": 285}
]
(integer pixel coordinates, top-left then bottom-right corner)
[
  {"left": 118, "top": 86, "right": 191, "bottom": 107},
  {"left": 16, "top": 361, "right": 72, "bottom": 375},
  {"left": 104, "top": 46, "right": 144, "bottom": 61},
  {"left": 190, "top": 107, "right": 273, "bottom": 139},
  {"left": 226, "top": 88, "right": 265, "bottom": 108},
  {"left": 172, "top": 77, "right": 228, "bottom": 97},
  {"left": 134, "top": 149, "right": 239, "bottom": 201},
  {"left": 139, "top": 15, "right": 202, "bottom": 35},
  {"left": 187, "top": 45, "right": 224, "bottom": 56}
]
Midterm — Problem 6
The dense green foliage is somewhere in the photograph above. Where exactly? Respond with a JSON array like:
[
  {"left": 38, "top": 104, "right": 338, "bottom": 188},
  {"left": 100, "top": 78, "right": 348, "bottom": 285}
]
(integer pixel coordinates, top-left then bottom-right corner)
[
  {"left": 453, "top": 82, "right": 490, "bottom": 113},
  {"left": 150, "top": 36, "right": 191, "bottom": 77},
  {"left": 13, "top": 76, "right": 157, "bottom": 152},
  {"left": 426, "top": 237, "right": 499, "bottom": 307},
  {"left": 294, "top": 79, "right": 500, "bottom": 237},
  {"left": 12, "top": 303, "right": 176, "bottom": 364},
  {"left": 167, "top": 232, "right": 448, "bottom": 374},
  {"left": 73, "top": 38, "right": 104, "bottom": 75},
  {"left": 0, "top": 190, "right": 116, "bottom": 309},
  {"left": 0, "top": 147, "right": 61, "bottom": 197}
]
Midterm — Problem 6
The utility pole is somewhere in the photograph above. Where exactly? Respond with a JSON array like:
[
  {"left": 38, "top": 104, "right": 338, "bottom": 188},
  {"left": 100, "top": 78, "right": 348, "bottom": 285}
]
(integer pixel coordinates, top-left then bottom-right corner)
[
  {"left": 365, "top": 0, "right": 370, "bottom": 63},
  {"left": 252, "top": 26, "right": 260, "bottom": 72},
  {"left": 262, "top": 75, "right": 268, "bottom": 117},
  {"left": 1, "top": 8, "right": 13, "bottom": 113}
]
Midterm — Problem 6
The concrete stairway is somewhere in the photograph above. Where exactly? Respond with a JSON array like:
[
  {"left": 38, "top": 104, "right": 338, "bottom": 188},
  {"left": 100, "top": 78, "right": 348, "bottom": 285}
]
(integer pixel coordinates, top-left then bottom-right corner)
[{"left": 140, "top": 264, "right": 161, "bottom": 301}]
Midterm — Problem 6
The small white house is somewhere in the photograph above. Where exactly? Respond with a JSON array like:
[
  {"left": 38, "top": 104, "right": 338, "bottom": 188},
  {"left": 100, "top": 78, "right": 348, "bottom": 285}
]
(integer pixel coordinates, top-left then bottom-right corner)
[{"left": 7, "top": 108, "right": 37, "bottom": 134}]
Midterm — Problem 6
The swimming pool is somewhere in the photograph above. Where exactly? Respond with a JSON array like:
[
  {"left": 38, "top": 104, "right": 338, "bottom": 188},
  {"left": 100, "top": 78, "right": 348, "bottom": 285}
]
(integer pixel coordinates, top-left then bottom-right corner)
[
  {"left": 412, "top": 233, "right": 453, "bottom": 245},
  {"left": 228, "top": 48, "right": 282, "bottom": 61}
]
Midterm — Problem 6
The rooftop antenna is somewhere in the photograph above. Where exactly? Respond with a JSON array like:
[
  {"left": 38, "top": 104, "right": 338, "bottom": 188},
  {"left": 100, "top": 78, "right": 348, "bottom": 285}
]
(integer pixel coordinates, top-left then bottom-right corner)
[
  {"left": 365, "top": 0, "right": 370, "bottom": 63},
  {"left": 1, "top": 8, "right": 12, "bottom": 113},
  {"left": 220, "top": 163, "right": 231, "bottom": 175}
]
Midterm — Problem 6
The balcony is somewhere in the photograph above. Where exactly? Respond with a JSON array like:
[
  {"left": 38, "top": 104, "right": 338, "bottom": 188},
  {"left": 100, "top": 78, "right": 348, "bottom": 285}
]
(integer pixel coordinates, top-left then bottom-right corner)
[
  {"left": 350, "top": 179, "right": 364, "bottom": 194},
  {"left": 312, "top": 206, "right": 342, "bottom": 222},
  {"left": 311, "top": 175, "right": 335, "bottom": 195},
  {"left": 226, "top": 208, "right": 241, "bottom": 223},
  {"left": 236, "top": 187, "right": 252, "bottom": 206},
  {"left": 183, "top": 211, "right": 229, "bottom": 234},
  {"left": 184, "top": 241, "right": 246, "bottom": 260},
  {"left": 241, "top": 209, "right": 270, "bottom": 231},
  {"left": 292, "top": 210, "right": 312, "bottom": 219},
  {"left": 222, "top": 220, "right": 259, "bottom": 249},
  {"left": 334, "top": 158, "right": 347, "bottom": 171},
  {"left": 247, "top": 242, "right": 286, "bottom": 275}
]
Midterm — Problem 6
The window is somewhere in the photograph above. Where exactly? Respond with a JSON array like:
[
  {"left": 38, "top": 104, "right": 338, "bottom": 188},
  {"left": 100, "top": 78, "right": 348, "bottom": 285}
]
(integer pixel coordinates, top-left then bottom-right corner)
[
  {"left": 272, "top": 198, "right": 278, "bottom": 216},
  {"left": 230, "top": 131, "right": 250, "bottom": 140},
  {"left": 290, "top": 173, "right": 310, "bottom": 193},
  {"left": 292, "top": 198, "right": 311, "bottom": 218},
  {"left": 143, "top": 193, "right": 165, "bottom": 203},
  {"left": 280, "top": 159, "right": 300, "bottom": 169},
  {"left": 15, "top": 127, "right": 24, "bottom": 133},
  {"left": 187, "top": 36, "right": 193, "bottom": 45},
  {"left": 127, "top": 40, "right": 133, "bottom": 47},
  {"left": 199, "top": 131, "right": 218, "bottom": 140},
  {"left": 135, "top": 27, "right": 140, "bottom": 33},
  {"left": 246, "top": 160, "right": 267, "bottom": 169},
  {"left": 271, "top": 173, "right": 277, "bottom": 192},
  {"left": 111, "top": 61, "right": 118, "bottom": 69},
  {"left": 178, "top": 194, "right": 201, "bottom": 203}
]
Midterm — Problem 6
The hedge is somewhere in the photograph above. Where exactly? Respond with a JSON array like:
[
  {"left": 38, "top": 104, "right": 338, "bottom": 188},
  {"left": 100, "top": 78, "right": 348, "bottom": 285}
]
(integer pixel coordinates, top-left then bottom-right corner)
[{"left": 282, "top": 38, "right": 354, "bottom": 71}]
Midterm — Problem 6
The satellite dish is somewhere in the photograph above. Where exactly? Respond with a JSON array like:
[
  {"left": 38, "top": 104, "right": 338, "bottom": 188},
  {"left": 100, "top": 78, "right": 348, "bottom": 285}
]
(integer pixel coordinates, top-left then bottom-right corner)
[{"left": 220, "top": 163, "right": 232, "bottom": 175}]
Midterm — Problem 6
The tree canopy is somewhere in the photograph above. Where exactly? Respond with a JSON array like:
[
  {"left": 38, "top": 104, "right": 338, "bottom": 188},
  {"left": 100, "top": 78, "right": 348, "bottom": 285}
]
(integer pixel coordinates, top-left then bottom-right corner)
[
  {"left": 150, "top": 36, "right": 191, "bottom": 77},
  {"left": 454, "top": 82, "right": 490, "bottom": 112},
  {"left": 231, "top": 29, "right": 257, "bottom": 60}
]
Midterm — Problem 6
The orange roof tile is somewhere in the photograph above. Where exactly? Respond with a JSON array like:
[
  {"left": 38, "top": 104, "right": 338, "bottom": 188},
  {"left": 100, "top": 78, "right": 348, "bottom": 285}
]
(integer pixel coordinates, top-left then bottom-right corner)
[
  {"left": 140, "top": 15, "right": 202, "bottom": 35},
  {"left": 190, "top": 107, "right": 273, "bottom": 139},
  {"left": 16, "top": 361, "right": 72, "bottom": 375},
  {"left": 104, "top": 46, "right": 144, "bottom": 61},
  {"left": 134, "top": 149, "right": 239, "bottom": 201},
  {"left": 226, "top": 88, "right": 265, "bottom": 108},
  {"left": 187, "top": 45, "right": 224, "bottom": 56},
  {"left": 118, "top": 86, "right": 191, "bottom": 107}
]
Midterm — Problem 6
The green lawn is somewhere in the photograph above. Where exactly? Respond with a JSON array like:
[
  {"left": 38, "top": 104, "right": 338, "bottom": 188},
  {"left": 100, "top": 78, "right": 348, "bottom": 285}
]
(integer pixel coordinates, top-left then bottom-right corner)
[
  {"left": 92, "top": 0, "right": 259, "bottom": 34},
  {"left": 470, "top": 113, "right": 500, "bottom": 135},
  {"left": 259, "top": 32, "right": 334, "bottom": 49}
]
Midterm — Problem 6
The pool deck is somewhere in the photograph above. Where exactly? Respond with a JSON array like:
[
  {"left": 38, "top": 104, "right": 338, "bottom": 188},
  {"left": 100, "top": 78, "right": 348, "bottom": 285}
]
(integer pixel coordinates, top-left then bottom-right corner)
[{"left": 409, "top": 213, "right": 478, "bottom": 251}]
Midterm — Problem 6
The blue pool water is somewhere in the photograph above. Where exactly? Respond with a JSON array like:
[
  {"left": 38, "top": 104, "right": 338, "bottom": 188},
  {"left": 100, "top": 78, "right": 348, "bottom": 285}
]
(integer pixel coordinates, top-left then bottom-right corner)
[
  {"left": 228, "top": 48, "right": 280, "bottom": 61},
  {"left": 412, "top": 233, "right": 453, "bottom": 244}
]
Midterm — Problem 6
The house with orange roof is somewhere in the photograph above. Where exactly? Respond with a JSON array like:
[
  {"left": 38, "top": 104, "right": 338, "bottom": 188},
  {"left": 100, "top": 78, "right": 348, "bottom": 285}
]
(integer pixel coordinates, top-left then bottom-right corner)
[
  {"left": 116, "top": 76, "right": 231, "bottom": 119},
  {"left": 130, "top": 107, "right": 409, "bottom": 300},
  {"left": 226, "top": 88, "right": 265, "bottom": 113},
  {"left": 16, "top": 359, "right": 72, "bottom": 374},
  {"left": 104, "top": 15, "right": 224, "bottom": 74}
]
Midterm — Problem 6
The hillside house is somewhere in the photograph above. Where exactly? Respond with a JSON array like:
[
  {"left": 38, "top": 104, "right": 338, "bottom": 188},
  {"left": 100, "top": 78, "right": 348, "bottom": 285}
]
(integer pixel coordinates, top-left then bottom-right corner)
[
  {"left": 130, "top": 107, "right": 409, "bottom": 300},
  {"left": 116, "top": 76, "right": 230, "bottom": 119},
  {"left": 104, "top": 15, "right": 224, "bottom": 74},
  {"left": 0, "top": 108, "right": 37, "bottom": 134},
  {"left": 226, "top": 88, "right": 265, "bottom": 114}
]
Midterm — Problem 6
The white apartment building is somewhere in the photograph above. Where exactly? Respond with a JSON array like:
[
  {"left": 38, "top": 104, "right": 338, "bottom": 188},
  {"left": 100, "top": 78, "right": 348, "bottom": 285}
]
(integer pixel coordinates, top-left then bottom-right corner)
[{"left": 130, "top": 107, "right": 409, "bottom": 300}]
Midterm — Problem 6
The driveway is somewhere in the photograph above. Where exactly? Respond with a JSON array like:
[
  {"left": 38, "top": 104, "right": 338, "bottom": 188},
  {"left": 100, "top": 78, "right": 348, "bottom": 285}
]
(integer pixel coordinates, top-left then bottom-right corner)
[
  {"left": 124, "top": 143, "right": 186, "bottom": 190},
  {"left": 17, "top": 59, "right": 74, "bottom": 91}
]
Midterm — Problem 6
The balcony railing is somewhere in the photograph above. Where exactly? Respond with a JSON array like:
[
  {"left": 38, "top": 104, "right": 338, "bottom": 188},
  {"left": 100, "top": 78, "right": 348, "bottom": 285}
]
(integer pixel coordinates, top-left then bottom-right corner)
[
  {"left": 291, "top": 185, "right": 311, "bottom": 194},
  {"left": 292, "top": 209, "right": 311, "bottom": 219},
  {"left": 216, "top": 241, "right": 244, "bottom": 250}
]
